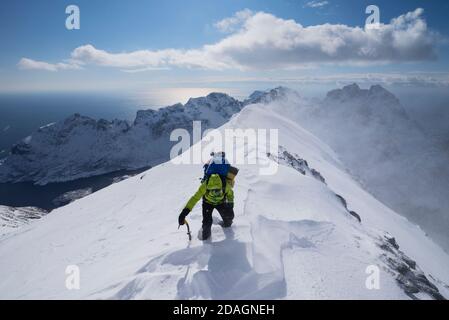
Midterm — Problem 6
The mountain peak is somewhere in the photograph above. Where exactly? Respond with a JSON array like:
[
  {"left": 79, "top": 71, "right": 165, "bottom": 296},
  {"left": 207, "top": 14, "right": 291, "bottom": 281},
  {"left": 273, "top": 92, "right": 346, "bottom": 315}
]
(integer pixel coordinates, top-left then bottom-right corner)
[
  {"left": 185, "top": 92, "right": 241, "bottom": 109},
  {"left": 245, "top": 86, "right": 300, "bottom": 105},
  {"left": 325, "top": 83, "right": 399, "bottom": 105}
]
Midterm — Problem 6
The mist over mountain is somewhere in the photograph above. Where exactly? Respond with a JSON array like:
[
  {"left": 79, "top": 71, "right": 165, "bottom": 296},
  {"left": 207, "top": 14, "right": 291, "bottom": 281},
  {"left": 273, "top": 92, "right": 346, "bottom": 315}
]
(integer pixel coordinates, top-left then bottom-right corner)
[{"left": 268, "top": 84, "right": 449, "bottom": 251}]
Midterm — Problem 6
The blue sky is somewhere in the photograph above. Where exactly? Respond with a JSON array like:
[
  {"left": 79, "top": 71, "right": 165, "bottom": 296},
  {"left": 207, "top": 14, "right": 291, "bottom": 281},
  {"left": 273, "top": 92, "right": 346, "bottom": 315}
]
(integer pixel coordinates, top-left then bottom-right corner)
[{"left": 1, "top": 0, "right": 448, "bottom": 93}]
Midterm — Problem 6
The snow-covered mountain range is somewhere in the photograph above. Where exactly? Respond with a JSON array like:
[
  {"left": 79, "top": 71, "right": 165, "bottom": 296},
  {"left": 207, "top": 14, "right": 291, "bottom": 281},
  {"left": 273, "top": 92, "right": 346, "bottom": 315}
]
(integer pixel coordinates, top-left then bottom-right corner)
[
  {"left": 0, "top": 98, "right": 448, "bottom": 299},
  {"left": 267, "top": 84, "right": 449, "bottom": 250},
  {"left": 0, "top": 92, "right": 251, "bottom": 185},
  {"left": 0, "top": 88, "right": 296, "bottom": 186}
]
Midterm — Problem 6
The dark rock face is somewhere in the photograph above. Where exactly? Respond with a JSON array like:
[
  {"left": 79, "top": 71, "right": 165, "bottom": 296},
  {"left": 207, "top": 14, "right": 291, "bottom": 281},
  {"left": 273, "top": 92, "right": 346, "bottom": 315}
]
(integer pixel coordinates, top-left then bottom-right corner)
[
  {"left": 379, "top": 234, "right": 446, "bottom": 300},
  {"left": 335, "top": 194, "right": 361, "bottom": 223},
  {"left": 268, "top": 146, "right": 326, "bottom": 184},
  {"left": 11, "top": 143, "right": 31, "bottom": 156},
  {"left": 348, "top": 211, "right": 361, "bottom": 223},
  {"left": 311, "top": 169, "right": 325, "bottom": 184},
  {"left": 335, "top": 194, "right": 347, "bottom": 208}
]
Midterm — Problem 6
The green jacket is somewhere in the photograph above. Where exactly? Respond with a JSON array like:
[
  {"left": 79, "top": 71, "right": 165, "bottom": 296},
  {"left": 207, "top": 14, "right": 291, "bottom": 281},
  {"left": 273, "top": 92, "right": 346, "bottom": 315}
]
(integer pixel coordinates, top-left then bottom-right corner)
[{"left": 185, "top": 174, "right": 234, "bottom": 210}]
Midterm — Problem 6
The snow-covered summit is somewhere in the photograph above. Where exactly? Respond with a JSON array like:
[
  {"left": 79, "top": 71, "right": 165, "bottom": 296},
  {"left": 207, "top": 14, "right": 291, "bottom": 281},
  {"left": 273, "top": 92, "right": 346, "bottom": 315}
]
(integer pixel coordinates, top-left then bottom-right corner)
[
  {"left": 185, "top": 92, "right": 243, "bottom": 116},
  {"left": 245, "top": 86, "right": 300, "bottom": 105},
  {"left": 325, "top": 83, "right": 404, "bottom": 115},
  {"left": 1, "top": 102, "right": 448, "bottom": 299}
]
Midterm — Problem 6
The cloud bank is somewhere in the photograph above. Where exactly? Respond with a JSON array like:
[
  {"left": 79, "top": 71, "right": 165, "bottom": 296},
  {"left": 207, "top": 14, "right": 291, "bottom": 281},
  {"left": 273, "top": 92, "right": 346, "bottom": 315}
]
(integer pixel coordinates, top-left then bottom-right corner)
[
  {"left": 19, "top": 8, "right": 438, "bottom": 72},
  {"left": 17, "top": 58, "right": 81, "bottom": 72}
]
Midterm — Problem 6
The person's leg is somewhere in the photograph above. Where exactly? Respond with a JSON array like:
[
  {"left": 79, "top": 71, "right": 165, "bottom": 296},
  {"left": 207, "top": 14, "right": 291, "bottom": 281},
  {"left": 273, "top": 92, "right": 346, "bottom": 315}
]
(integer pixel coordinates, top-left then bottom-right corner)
[
  {"left": 216, "top": 203, "right": 234, "bottom": 228},
  {"left": 201, "top": 202, "right": 214, "bottom": 239}
]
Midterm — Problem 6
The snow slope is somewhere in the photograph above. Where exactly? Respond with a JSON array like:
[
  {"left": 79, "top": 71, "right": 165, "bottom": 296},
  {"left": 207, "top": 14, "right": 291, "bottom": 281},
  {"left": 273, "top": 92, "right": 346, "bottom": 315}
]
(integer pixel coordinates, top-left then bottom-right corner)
[{"left": 0, "top": 103, "right": 448, "bottom": 299}]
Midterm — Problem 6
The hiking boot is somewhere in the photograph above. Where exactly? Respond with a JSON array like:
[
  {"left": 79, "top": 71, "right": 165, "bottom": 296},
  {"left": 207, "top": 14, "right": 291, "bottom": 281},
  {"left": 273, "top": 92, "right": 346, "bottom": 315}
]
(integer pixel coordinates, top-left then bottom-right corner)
[
  {"left": 201, "top": 228, "right": 211, "bottom": 240},
  {"left": 219, "top": 220, "right": 233, "bottom": 228}
]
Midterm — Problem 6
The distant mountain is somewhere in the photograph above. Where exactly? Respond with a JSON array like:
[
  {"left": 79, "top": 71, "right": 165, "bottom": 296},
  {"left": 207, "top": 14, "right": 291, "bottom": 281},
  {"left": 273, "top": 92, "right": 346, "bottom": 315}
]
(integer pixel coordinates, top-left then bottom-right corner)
[
  {"left": 0, "top": 93, "right": 260, "bottom": 184},
  {"left": 268, "top": 83, "right": 449, "bottom": 250},
  {"left": 244, "top": 86, "right": 300, "bottom": 105},
  {"left": 0, "top": 90, "right": 284, "bottom": 185}
]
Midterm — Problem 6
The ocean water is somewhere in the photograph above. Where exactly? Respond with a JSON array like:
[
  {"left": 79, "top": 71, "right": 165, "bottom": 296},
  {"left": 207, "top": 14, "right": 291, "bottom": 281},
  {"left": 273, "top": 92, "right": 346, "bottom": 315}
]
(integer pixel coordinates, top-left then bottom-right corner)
[
  {"left": 0, "top": 92, "right": 140, "bottom": 157},
  {"left": 0, "top": 168, "right": 148, "bottom": 211}
]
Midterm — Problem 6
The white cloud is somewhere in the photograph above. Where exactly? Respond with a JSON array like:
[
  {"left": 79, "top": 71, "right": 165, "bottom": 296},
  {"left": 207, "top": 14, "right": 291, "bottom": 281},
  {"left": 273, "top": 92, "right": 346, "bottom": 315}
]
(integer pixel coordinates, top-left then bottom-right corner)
[
  {"left": 214, "top": 9, "right": 253, "bottom": 33},
  {"left": 19, "top": 8, "right": 438, "bottom": 72},
  {"left": 17, "top": 58, "right": 81, "bottom": 72},
  {"left": 166, "top": 72, "right": 449, "bottom": 88},
  {"left": 69, "top": 44, "right": 231, "bottom": 70},
  {"left": 304, "top": 1, "right": 329, "bottom": 8},
  {"left": 267, "top": 72, "right": 449, "bottom": 87}
]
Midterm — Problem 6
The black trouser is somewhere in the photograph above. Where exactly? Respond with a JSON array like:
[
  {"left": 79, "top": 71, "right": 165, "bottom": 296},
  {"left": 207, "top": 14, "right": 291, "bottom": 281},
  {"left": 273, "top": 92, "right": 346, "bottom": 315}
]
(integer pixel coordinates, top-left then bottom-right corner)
[{"left": 202, "top": 201, "right": 234, "bottom": 234}]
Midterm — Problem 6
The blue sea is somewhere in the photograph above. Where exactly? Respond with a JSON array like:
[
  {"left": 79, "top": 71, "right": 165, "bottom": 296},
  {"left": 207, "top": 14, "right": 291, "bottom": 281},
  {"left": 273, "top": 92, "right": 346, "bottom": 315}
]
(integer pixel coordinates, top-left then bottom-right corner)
[{"left": 0, "top": 92, "right": 140, "bottom": 157}]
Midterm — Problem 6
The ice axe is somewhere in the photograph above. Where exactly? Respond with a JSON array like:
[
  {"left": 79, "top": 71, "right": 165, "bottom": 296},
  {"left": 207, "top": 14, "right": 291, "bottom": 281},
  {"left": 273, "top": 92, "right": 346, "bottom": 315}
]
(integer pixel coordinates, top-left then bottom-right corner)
[{"left": 178, "top": 219, "right": 192, "bottom": 241}]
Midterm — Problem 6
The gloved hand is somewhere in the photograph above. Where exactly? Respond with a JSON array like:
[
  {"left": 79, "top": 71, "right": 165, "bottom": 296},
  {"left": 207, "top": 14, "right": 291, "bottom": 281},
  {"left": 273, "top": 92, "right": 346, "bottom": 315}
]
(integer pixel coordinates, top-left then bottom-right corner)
[{"left": 178, "top": 208, "right": 190, "bottom": 225}]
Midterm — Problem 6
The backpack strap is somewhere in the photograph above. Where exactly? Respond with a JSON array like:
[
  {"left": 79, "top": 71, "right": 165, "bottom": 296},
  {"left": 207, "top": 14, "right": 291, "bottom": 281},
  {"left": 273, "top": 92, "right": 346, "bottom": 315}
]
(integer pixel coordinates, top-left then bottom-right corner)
[{"left": 220, "top": 175, "right": 227, "bottom": 199}]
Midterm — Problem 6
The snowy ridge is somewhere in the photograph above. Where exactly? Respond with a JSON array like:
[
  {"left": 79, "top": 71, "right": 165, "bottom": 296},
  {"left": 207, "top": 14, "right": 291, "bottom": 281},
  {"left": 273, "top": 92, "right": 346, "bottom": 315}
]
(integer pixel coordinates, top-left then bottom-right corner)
[
  {"left": 0, "top": 102, "right": 448, "bottom": 299},
  {"left": 244, "top": 87, "right": 300, "bottom": 105}
]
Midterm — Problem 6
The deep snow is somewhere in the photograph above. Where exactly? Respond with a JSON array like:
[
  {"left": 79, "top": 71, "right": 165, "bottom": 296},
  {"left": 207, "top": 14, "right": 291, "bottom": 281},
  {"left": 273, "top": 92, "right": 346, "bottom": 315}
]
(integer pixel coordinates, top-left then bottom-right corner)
[{"left": 0, "top": 102, "right": 448, "bottom": 299}]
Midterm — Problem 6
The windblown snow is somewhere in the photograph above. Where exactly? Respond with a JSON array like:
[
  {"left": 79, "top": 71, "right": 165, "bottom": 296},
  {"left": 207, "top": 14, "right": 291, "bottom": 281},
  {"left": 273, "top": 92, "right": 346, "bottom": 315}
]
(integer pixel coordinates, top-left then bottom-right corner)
[
  {"left": 268, "top": 84, "right": 449, "bottom": 250},
  {"left": 0, "top": 102, "right": 448, "bottom": 300}
]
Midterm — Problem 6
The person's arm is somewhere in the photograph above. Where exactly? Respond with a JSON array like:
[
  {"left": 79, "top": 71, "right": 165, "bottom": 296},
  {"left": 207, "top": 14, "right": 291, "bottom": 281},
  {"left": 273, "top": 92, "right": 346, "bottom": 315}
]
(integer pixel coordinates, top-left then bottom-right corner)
[
  {"left": 226, "top": 183, "right": 234, "bottom": 204},
  {"left": 185, "top": 182, "right": 207, "bottom": 211}
]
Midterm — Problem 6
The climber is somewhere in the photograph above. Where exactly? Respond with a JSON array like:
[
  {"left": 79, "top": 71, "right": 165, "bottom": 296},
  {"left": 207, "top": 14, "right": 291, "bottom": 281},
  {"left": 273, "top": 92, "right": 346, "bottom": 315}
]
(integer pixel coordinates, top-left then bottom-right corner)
[{"left": 178, "top": 152, "right": 238, "bottom": 240}]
